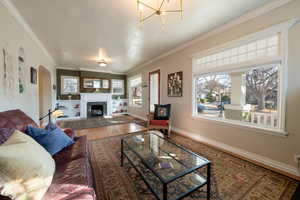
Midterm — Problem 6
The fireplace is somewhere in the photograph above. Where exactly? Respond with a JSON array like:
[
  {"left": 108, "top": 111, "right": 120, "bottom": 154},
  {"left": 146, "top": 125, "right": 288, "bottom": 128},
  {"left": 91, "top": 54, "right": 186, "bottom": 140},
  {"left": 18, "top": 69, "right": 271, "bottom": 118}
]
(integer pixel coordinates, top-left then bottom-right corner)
[{"left": 87, "top": 102, "right": 107, "bottom": 118}]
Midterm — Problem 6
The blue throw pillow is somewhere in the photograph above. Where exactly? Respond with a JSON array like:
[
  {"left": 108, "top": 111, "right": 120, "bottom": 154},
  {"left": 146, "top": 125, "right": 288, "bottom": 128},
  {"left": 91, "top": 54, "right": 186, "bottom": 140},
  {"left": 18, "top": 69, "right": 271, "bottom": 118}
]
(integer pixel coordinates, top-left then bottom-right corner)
[
  {"left": 45, "top": 122, "right": 57, "bottom": 131},
  {"left": 26, "top": 126, "right": 74, "bottom": 155}
]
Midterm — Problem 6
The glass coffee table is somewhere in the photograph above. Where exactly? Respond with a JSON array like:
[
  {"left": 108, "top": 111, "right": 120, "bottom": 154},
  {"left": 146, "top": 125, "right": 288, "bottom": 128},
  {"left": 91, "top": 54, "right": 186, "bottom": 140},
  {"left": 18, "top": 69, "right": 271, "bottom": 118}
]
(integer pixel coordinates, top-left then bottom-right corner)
[{"left": 121, "top": 131, "right": 211, "bottom": 200}]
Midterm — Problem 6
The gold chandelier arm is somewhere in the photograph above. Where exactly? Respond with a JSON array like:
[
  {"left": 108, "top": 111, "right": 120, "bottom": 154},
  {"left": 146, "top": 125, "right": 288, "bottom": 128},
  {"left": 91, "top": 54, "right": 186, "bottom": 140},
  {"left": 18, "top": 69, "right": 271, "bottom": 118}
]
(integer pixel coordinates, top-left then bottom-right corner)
[
  {"left": 163, "top": 10, "right": 182, "bottom": 12},
  {"left": 138, "top": 1, "right": 157, "bottom": 11},
  {"left": 140, "top": 11, "right": 157, "bottom": 22},
  {"left": 159, "top": 0, "right": 166, "bottom": 10}
]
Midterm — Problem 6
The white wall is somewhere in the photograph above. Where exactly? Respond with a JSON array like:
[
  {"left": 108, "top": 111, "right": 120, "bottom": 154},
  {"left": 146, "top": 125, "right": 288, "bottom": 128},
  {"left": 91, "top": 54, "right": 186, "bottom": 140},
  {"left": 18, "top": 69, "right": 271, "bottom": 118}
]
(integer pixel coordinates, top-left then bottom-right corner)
[
  {"left": 128, "top": 0, "right": 300, "bottom": 177},
  {"left": 0, "top": 1, "right": 56, "bottom": 122}
]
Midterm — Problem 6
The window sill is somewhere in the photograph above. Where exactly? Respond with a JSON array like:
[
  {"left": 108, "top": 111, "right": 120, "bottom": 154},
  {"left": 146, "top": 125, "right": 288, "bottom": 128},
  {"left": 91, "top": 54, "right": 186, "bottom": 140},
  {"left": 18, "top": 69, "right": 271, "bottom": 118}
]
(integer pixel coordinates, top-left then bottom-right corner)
[
  {"left": 129, "top": 105, "right": 143, "bottom": 108},
  {"left": 191, "top": 115, "right": 288, "bottom": 137}
]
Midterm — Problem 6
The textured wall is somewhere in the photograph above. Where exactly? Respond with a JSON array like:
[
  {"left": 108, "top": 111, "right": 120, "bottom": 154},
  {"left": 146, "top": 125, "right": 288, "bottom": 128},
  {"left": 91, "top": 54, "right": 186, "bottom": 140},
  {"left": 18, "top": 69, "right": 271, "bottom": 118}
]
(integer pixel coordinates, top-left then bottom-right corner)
[{"left": 0, "top": 2, "right": 56, "bottom": 122}]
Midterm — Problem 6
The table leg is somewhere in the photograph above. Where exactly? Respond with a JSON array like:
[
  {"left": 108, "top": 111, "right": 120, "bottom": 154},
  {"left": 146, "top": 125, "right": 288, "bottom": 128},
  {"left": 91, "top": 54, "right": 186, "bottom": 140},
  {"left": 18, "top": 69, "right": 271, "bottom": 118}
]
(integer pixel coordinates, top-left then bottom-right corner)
[
  {"left": 207, "top": 163, "right": 211, "bottom": 200},
  {"left": 163, "top": 184, "right": 167, "bottom": 200},
  {"left": 121, "top": 140, "right": 124, "bottom": 167}
]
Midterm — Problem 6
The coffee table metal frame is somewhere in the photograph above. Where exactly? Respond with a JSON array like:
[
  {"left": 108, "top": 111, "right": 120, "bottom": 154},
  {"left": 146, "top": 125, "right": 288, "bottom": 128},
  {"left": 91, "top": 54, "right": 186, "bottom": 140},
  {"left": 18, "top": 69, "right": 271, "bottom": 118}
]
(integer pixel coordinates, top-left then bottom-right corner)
[{"left": 121, "top": 132, "right": 211, "bottom": 200}]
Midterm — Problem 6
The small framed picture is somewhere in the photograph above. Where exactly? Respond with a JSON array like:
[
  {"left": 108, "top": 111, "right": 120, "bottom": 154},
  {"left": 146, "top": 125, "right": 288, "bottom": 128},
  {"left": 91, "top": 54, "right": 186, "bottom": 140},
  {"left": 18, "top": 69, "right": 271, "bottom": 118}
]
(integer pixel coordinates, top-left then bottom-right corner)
[{"left": 30, "top": 67, "right": 37, "bottom": 84}]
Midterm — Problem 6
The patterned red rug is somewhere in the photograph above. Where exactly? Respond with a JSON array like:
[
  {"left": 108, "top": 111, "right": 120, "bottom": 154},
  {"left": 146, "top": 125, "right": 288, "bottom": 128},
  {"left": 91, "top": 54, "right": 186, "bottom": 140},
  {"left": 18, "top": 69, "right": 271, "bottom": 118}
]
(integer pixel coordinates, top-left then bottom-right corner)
[{"left": 88, "top": 132, "right": 298, "bottom": 200}]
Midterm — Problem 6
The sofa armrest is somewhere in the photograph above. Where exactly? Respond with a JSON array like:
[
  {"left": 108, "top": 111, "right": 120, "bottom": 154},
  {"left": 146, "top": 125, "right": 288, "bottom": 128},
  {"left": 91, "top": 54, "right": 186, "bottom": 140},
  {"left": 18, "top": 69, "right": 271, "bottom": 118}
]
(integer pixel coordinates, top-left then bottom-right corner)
[{"left": 62, "top": 128, "right": 75, "bottom": 139}]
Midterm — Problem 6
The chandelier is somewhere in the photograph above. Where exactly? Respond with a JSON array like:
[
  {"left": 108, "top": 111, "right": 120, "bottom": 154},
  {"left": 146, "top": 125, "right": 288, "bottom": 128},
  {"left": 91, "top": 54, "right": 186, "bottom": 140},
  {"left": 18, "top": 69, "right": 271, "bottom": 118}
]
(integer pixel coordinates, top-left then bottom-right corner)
[{"left": 137, "top": 0, "right": 183, "bottom": 25}]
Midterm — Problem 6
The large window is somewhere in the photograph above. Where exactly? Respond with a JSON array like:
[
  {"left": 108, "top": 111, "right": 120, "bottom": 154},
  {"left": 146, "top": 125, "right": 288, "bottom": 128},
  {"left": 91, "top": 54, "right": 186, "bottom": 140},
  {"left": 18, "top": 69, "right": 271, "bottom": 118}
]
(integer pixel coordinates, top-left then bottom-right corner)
[
  {"left": 129, "top": 76, "right": 142, "bottom": 107},
  {"left": 61, "top": 76, "right": 79, "bottom": 94},
  {"left": 192, "top": 29, "right": 287, "bottom": 134}
]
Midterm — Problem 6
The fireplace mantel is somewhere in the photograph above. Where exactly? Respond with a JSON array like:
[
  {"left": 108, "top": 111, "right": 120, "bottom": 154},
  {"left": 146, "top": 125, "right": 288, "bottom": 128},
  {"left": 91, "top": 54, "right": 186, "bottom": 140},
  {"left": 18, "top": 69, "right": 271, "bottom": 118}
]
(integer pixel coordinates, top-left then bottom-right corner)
[{"left": 80, "top": 93, "right": 112, "bottom": 118}]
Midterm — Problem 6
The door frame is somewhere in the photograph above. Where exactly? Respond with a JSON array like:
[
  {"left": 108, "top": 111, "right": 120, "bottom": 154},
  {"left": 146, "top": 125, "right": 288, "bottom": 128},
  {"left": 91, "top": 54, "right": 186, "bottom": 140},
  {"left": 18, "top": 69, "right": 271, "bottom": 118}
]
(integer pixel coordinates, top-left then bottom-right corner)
[{"left": 148, "top": 69, "right": 160, "bottom": 113}]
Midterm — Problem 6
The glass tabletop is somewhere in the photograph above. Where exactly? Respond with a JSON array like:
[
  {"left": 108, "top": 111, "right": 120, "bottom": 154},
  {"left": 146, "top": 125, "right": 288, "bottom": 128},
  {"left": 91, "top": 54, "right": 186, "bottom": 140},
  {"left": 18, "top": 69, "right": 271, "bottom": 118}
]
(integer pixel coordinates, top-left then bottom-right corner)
[{"left": 122, "top": 132, "right": 210, "bottom": 184}]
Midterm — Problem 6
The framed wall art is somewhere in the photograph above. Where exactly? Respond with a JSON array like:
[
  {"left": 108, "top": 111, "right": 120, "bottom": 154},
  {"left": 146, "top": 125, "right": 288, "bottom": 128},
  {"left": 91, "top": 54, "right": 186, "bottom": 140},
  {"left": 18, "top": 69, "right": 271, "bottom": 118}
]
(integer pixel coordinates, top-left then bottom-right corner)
[
  {"left": 30, "top": 67, "right": 37, "bottom": 84},
  {"left": 167, "top": 71, "right": 183, "bottom": 97}
]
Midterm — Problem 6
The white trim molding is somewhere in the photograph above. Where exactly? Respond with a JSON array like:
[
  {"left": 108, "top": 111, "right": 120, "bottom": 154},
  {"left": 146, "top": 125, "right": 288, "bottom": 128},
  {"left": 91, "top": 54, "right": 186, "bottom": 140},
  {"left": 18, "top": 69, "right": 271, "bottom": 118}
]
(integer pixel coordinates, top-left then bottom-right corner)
[
  {"left": 172, "top": 127, "right": 300, "bottom": 179},
  {"left": 0, "top": 0, "right": 56, "bottom": 65},
  {"left": 127, "top": 0, "right": 295, "bottom": 73}
]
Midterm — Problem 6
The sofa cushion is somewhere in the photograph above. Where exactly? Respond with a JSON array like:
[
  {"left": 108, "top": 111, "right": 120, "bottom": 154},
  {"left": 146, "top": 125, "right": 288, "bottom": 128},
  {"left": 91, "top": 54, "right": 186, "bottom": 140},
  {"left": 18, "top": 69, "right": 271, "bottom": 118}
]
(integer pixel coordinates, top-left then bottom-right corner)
[
  {"left": 0, "top": 110, "right": 38, "bottom": 132},
  {"left": 43, "top": 157, "right": 95, "bottom": 200},
  {"left": 0, "top": 130, "right": 55, "bottom": 200},
  {"left": 26, "top": 126, "right": 74, "bottom": 155}
]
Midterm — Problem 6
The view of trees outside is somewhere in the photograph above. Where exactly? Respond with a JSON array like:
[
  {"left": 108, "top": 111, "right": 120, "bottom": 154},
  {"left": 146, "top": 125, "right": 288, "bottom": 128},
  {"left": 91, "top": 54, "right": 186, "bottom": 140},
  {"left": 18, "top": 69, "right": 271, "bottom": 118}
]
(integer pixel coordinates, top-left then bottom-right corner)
[
  {"left": 245, "top": 65, "right": 278, "bottom": 111},
  {"left": 195, "top": 64, "right": 279, "bottom": 128},
  {"left": 195, "top": 74, "right": 231, "bottom": 117}
]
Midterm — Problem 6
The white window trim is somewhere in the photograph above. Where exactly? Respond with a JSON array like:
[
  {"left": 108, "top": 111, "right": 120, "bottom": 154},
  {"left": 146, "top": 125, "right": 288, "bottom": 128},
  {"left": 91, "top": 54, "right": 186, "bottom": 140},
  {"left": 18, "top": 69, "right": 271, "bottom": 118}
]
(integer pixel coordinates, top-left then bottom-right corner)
[
  {"left": 128, "top": 74, "right": 143, "bottom": 108},
  {"left": 191, "top": 19, "right": 299, "bottom": 137},
  {"left": 111, "top": 79, "right": 125, "bottom": 95},
  {"left": 61, "top": 75, "right": 80, "bottom": 95}
]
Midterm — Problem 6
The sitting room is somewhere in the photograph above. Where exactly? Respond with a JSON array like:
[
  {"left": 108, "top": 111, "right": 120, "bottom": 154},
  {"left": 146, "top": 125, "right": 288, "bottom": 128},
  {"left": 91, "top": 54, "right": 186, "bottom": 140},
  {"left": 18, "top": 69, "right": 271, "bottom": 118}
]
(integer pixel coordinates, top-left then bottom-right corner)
[{"left": 0, "top": 0, "right": 300, "bottom": 199}]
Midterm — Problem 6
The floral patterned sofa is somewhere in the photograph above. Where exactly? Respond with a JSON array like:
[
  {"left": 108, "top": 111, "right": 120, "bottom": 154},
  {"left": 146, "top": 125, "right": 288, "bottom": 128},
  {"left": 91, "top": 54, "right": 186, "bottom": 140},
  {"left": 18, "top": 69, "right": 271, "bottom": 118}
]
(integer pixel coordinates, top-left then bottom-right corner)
[{"left": 0, "top": 109, "right": 96, "bottom": 200}]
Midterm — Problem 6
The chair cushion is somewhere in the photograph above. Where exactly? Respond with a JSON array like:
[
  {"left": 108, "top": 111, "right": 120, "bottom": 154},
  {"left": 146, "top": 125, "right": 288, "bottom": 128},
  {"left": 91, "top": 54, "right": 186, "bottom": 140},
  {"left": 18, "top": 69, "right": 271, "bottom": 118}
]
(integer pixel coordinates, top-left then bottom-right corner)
[
  {"left": 26, "top": 126, "right": 74, "bottom": 155},
  {"left": 150, "top": 120, "right": 169, "bottom": 126}
]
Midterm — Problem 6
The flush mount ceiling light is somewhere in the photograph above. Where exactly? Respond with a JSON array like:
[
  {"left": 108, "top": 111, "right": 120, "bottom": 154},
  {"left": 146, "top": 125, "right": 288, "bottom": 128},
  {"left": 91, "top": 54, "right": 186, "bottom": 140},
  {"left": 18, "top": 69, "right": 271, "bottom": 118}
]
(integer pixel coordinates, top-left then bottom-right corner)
[
  {"left": 97, "top": 59, "right": 107, "bottom": 67},
  {"left": 97, "top": 48, "right": 108, "bottom": 67},
  {"left": 137, "top": 0, "right": 183, "bottom": 26}
]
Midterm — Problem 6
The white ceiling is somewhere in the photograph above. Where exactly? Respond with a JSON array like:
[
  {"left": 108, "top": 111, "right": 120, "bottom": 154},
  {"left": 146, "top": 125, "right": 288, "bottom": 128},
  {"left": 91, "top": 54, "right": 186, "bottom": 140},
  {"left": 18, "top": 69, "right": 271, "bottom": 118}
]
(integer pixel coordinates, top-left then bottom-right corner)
[{"left": 11, "top": 0, "right": 276, "bottom": 73}]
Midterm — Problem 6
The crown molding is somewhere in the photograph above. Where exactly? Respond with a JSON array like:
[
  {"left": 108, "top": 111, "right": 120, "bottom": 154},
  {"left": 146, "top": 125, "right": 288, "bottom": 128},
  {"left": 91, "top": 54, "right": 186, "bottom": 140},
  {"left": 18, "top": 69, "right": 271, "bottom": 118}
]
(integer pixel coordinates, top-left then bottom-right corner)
[
  {"left": 0, "top": 0, "right": 56, "bottom": 65},
  {"left": 56, "top": 66, "right": 126, "bottom": 75},
  {"left": 127, "top": 0, "right": 294, "bottom": 74}
]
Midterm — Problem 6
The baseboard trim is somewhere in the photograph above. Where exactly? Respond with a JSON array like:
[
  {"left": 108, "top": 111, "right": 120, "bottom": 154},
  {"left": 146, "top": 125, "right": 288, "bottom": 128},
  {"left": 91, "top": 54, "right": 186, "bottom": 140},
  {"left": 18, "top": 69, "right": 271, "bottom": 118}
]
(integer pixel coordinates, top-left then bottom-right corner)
[
  {"left": 127, "top": 113, "right": 148, "bottom": 121},
  {"left": 172, "top": 127, "right": 300, "bottom": 181}
]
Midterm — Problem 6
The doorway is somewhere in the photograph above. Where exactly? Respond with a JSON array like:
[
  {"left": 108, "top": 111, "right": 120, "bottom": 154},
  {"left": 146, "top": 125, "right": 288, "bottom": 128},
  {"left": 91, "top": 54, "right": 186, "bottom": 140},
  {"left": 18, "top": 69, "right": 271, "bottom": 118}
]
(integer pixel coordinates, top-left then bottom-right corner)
[
  {"left": 149, "top": 70, "right": 160, "bottom": 113},
  {"left": 38, "top": 66, "right": 52, "bottom": 125}
]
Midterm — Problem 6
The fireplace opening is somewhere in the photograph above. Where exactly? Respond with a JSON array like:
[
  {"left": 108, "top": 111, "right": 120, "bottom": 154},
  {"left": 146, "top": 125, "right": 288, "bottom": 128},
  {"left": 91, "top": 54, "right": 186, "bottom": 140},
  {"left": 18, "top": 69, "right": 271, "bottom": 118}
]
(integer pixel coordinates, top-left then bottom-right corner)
[{"left": 87, "top": 102, "right": 107, "bottom": 118}]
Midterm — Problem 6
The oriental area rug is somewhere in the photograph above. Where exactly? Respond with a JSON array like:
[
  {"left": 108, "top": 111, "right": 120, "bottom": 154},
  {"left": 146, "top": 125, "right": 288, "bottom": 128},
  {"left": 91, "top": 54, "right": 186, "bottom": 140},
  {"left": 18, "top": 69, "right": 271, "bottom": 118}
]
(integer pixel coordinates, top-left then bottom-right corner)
[{"left": 88, "top": 133, "right": 298, "bottom": 200}]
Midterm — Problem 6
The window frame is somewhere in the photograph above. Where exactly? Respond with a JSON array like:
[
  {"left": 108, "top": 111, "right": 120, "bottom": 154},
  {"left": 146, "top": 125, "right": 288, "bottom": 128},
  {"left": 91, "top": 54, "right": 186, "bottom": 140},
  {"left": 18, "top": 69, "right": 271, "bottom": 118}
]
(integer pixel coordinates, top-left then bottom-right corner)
[
  {"left": 111, "top": 79, "right": 125, "bottom": 95},
  {"left": 61, "top": 75, "right": 80, "bottom": 95},
  {"left": 128, "top": 75, "right": 143, "bottom": 108},
  {"left": 191, "top": 20, "right": 297, "bottom": 136}
]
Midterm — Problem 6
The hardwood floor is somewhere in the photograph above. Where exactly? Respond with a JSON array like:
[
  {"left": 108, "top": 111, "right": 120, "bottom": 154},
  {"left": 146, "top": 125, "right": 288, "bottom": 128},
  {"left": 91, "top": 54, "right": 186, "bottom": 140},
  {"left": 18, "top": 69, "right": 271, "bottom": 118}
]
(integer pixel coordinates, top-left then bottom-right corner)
[{"left": 76, "top": 123, "right": 147, "bottom": 141}]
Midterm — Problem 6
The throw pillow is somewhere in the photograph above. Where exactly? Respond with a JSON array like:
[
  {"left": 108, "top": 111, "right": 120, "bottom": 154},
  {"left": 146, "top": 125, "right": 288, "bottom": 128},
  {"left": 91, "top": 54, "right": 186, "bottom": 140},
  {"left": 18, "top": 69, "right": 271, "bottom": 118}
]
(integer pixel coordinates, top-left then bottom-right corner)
[
  {"left": 154, "top": 104, "right": 171, "bottom": 120},
  {"left": 45, "top": 122, "right": 57, "bottom": 131},
  {"left": 0, "top": 128, "right": 15, "bottom": 144},
  {"left": 0, "top": 130, "right": 55, "bottom": 200},
  {"left": 26, "top": 126, "right": 74, "bottom": 155}
]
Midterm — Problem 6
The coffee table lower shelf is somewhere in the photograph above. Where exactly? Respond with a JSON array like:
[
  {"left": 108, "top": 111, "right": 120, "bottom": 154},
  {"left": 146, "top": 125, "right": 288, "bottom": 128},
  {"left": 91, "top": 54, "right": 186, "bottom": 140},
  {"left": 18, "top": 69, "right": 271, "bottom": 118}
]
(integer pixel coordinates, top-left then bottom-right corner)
[{"left": 121, "top": 148, "right": 210, "bottom": 200}]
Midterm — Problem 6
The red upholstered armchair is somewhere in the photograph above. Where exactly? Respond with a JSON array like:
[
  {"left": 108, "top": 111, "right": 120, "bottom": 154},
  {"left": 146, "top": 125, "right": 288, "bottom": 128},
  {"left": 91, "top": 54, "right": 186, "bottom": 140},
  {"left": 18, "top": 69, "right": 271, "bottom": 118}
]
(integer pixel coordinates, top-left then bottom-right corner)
[{"left": 147, "top": 104, "right": 171, "bottom": 137}]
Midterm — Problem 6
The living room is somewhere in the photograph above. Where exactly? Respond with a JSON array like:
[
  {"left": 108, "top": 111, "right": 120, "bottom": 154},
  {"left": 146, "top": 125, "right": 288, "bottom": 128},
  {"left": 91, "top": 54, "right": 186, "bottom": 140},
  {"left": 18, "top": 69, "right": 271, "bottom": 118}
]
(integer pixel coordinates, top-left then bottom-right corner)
[{"left": 0, "top": 0, "right": 300, "bottom": 199}]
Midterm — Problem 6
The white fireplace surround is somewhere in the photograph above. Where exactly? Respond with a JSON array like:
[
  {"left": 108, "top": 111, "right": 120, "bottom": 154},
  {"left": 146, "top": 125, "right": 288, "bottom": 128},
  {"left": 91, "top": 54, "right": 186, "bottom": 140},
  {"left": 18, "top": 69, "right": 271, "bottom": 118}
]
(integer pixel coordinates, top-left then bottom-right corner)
[{"left": 80, "top": 93, "right": 112, "bottom": 118}]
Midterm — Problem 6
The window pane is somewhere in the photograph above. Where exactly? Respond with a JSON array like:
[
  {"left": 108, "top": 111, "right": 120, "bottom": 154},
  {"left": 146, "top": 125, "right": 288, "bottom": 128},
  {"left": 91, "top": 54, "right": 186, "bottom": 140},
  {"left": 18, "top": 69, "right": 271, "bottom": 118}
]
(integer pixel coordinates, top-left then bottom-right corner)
[
  {"left": 112, "top": 79, "right": 124, "bottom": 95},
  {"left": 245, "top": 65, "right": 279, "bottom": 128},
  {"left": 195, "top": 73, "right": 231, "bottom": 118},
  {"left": 130, "top": 76, "right": 142, "bottom": 106},
  {"left": 195, "top": 64, "right": 280, "bottom": 130},
  {"left": 62, "top": 76, "right": 79, "bottom": 94}
]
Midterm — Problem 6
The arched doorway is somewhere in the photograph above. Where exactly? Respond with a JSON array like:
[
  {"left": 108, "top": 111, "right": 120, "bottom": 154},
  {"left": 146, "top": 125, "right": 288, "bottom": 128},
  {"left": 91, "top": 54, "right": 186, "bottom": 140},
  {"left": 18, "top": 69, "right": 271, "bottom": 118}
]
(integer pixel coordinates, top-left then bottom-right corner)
[{"left": 38, "top": 66, "right": 52, "bottom": 125}]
